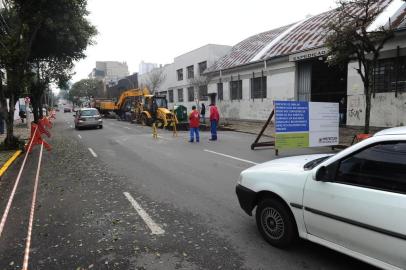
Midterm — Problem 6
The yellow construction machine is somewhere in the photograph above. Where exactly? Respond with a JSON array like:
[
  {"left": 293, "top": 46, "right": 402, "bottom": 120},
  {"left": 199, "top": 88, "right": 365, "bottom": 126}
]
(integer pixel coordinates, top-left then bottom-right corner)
[
  {"left": 132, "top": 94, "right": 177, "bottom": 128},
  {"left": 99, "top": 87, "right": 176, "bottom": 127}
]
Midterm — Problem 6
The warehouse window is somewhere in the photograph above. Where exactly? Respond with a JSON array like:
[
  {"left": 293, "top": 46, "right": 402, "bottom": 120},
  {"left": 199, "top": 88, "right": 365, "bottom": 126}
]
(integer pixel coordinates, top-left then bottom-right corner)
[
  {"left": 373, "top": 56, "right": 406, "bottom": 93},
  {"left": 177, "top": 69, "right": 183, "bottom": 81},
  {"left": 250, "top": 76, "right": 267, "bottom": 99},
  {"left": 188, "top": 87, "right": 194, "bottom": 101},
  {"left": 187, "top": 65, "right": 194, "bottom": 79},
  {"left": 230, "top": 80, "right": 242, "bottom": 100},
  {"left": 198, "top": 61, "right": 207, "bottom": 74},
  {"left": 217, "top": 83, "right": 223, "bottom": 100},
  {"left": 199, "top": 85, "right": 208, "bottom": 101},
  {"left": 168, "top": 90, "right": 174, "bottom": 103},
  {"left": 178, "top": 88, "right": 183, "bottom": 102}
]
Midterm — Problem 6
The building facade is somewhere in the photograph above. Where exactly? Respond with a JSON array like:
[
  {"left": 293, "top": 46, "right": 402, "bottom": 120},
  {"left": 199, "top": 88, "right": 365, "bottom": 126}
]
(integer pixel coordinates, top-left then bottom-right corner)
[
  {"left": 139, "top": 44, "right": 231, "bottom": 112},
  {"left": 204, "top": 0, "right": 406, "bottom": 128},
  {"left": 94, "top": 61, "right": 129, "bottom": 85},
  {"left": 139, "top": 61, "right": 159, "bottom": 75}
]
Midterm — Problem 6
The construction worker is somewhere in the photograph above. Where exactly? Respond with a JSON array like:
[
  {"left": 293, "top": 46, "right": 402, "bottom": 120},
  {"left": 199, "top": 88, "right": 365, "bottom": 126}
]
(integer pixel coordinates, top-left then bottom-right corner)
[
  {"left": 200, "top": 103, "right": 206, "bottom": 124},
  {"left": 209, "top": 103, "right": 220, "bottom": 141},
  {"left": 189, "top": 105, "right": 200, "bottom": 143}
]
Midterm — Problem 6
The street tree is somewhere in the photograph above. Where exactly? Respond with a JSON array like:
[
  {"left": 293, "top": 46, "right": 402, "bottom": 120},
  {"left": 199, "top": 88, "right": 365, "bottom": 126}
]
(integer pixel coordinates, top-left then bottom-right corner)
[
  {"left": 0, "top": 0, "right": 96, "bottom": 147},
  {"left": 325, "top": 0, "right": 396, "bottom": 133},
  {"left": 188, "top": 73, "right": 213, "bottom": 106},
  {"left": 69, "top": 79, "right": 104, "bottom": 106},
  {"left": 142, "top": 67, "right": 166, "bottom": 94}
]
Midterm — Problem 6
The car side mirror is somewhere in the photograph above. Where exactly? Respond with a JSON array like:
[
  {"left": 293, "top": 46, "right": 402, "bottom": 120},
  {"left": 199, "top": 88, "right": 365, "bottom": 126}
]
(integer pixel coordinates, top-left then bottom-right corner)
[{"left": 315, "top": 166, "right": 327, "bottom": 181}]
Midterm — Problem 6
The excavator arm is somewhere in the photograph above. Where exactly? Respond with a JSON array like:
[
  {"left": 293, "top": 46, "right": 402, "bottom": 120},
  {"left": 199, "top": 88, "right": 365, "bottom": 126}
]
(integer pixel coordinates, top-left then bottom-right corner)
[{"left": 115, "top": 87, "right": 150, "bottom": 110}]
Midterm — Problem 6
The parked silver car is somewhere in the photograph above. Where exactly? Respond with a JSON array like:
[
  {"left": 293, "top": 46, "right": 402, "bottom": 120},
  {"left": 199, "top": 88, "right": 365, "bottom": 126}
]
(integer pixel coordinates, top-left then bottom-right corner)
[{"left": 74, "top": 108, "right": 103, "bottom": 129}]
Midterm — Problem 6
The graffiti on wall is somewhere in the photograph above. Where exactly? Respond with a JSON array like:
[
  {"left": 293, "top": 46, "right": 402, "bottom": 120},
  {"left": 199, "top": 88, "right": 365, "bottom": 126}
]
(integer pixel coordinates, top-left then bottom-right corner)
[
  {"left": 348, "top": 108, "right": 363, "bottom": 120},
  {"left": 347, "top": 95, "right": 365, "bottom": 124}
]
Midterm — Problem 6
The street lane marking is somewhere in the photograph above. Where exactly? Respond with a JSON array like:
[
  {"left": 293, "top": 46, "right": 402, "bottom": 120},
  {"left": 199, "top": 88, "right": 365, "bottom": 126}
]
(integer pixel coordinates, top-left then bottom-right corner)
[
  {"left": 22, "top": 143, "right": 43, "bottom": 270},
  {"left": 204, "top": 149, "right": 259, "bottom": 165},
  {"left": 88, "top": 148, "right": 97, "bottom": 158},
  {"left": 123, "top": 126, "right": 131, "bottom": 130},
  {"left": 0, "top": 126, "right": 38, "bottom": 238},
  {"left": 78, "top": 134, "right": 82, "bottom": 139},
  {"left": 123, "top": 192, "right": 165, "bottom": 235}
]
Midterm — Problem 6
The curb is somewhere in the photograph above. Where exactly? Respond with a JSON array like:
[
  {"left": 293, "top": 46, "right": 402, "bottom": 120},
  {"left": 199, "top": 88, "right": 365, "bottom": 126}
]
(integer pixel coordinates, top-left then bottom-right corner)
[{"left": 0, "top": 150, "right": 22, "bottom": 178}]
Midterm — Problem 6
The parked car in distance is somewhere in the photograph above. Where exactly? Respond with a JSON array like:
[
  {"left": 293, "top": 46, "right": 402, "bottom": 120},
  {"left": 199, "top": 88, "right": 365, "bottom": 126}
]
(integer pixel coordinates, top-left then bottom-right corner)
[
  {"left": 236, "top": 126, "right": 406, "bottom": 270},
  {"left": 74, "top": 108, "right": 103, "bottom": 130},
  {"left": 63, "top": 107, "right": 71, "bottom": 113}
]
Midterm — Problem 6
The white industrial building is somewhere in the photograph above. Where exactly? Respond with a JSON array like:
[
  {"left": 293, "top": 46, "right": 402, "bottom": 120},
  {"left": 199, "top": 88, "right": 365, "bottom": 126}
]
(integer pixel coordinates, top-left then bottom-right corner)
[
  {"left": 139, "top": 44, "right": 231, "bottom": 111},
  {"left": 203, "top": 0, "right": 406, "bottom": 128}
]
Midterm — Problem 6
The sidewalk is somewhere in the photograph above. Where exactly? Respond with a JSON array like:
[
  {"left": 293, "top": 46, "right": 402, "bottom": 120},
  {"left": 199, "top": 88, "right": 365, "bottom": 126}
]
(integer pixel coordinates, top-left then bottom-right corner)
[
  {"left": 0, "top": 122, "right": 30, "bottom": 177},
  {"left": 222, "top": 119, "right": 385, "bottom": 146}
]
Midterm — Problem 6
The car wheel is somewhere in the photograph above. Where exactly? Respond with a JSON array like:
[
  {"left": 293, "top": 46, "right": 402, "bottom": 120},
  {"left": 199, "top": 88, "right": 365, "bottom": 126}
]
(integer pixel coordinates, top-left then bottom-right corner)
[
  {"left": 256, "top": 198, "right": 298, "bottom": 248},
  {"left": 99, "top": 125, "right": 103, "bottom": 129}
]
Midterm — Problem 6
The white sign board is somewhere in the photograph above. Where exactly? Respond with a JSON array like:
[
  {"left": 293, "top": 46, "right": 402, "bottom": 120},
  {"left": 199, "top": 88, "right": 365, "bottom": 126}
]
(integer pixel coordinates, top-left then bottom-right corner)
[
  {"left": 309, "top": 102, "right": 339, "bottom": 147},
  {"left": 275, "top": 101, "right": 339, "bottom": 149}
]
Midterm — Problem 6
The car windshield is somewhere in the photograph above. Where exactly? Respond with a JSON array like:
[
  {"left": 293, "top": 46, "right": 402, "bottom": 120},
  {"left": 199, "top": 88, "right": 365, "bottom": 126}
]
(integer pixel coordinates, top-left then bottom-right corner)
[
  {"left": 80, "top": 110, "right": 97, "bottom": 116},
  {"left": 303, "top": 156, "right": 332, "bottom": 170}
]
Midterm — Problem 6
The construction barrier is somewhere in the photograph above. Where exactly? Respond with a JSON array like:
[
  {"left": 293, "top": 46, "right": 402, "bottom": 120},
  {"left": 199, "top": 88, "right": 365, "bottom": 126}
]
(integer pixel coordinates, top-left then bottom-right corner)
[
  {"left": 351, "top": 133, "right": 371, "bottom": 145},
  {"left": 25, "top": 113, "right": 55, "bottom": 153}
]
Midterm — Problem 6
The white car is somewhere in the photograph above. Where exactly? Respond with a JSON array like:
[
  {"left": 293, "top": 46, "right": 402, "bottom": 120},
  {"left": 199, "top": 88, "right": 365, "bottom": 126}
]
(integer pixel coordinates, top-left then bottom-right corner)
[{"left": 236, "top": 127, "right": 406, "bottom": 270}]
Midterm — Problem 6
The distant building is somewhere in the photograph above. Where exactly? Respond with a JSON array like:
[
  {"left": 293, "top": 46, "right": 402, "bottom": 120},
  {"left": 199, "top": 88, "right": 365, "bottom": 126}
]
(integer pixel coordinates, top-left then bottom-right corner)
[
  {"left": 93, "top": 61, "right": 129, "bottom": 85},
  {"left": 139, "top": 61, "right": 158, "bottom": 75},
  {"left": 138, "top": 44, "right": 232, "bottom": 112},
  {"left": 88, "top": 68, "right": 105, "bottom": 80},
  {"left": 106, "top": 73, "right": 139, "bottom": 99}
]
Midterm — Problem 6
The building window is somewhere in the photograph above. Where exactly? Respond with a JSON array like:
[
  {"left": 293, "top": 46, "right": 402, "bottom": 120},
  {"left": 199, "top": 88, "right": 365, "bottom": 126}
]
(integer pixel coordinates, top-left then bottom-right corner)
[
  {"left": 178, "top": 88, "right": 183, "bottom": 102},
  {"left": 187, "top": 65, "right": 194, "bottom": 79},
  {"left": 168, "top": 90, "right": 174, "bottom": 103},
  {"left": 217, "top": 83, "right": 223, "bottom": 100},
  {"left": 177, "top": 69, "right": 183, "bottom": 81},
  {"left": 198, "top": 85, "right": 208, "bottom": 101},
  {"left": 250, "top": 76, "right": 267, "bottom": 99},
  {"left": 230, "top": 80, "right": 243, "bottom": 100},
  {"left": 188, "top": 87, "right": 194, "bottom": 102},
  {"left": 373, "top": 56, "right": 406, "bottom": 93},
  {"left": 198, "top": 61, "right": 207, "bottom": 74}
]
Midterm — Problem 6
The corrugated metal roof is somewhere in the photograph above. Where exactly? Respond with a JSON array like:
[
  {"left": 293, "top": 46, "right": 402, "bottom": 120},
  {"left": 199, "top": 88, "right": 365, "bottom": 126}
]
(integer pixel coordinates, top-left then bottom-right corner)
[
  {"left": 207, "top": 24, "right": 293, "bottom": 72},
  {"left": 209, "top": 0, "right": 404, "bottom": 72}
]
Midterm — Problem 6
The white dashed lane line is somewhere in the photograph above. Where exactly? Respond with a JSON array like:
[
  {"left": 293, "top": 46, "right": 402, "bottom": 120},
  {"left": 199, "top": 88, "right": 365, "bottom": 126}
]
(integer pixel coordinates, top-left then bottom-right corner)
[
  {"left": 204, "top": 149, "right": 259, "bottom": 165},
  {"left": 88, "top": 148, "right": 98, "bottom": 158},
  {"left": 123, "top": 192, "right": 165, "bottom": 235},
  {"left": 78, "top": 134, "right": 82, "bottom": 139}
]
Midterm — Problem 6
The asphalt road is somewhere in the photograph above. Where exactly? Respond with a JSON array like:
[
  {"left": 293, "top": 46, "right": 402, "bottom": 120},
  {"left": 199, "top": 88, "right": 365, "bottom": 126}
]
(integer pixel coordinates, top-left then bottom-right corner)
[{"left": 0, "top": 112, "right": 377, "bottom": 270}]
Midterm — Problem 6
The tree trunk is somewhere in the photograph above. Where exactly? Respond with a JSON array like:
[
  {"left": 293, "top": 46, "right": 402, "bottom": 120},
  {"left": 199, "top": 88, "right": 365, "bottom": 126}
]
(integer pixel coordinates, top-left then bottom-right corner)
[
  {"left": 32, "top": 94, "right": 39, "bottom": 123},
  {"left": 5, "top": 95, "right": 15, "bottom": 146},
  {"left": 364, "top": 85, "right": 371, "bottom": 134}
]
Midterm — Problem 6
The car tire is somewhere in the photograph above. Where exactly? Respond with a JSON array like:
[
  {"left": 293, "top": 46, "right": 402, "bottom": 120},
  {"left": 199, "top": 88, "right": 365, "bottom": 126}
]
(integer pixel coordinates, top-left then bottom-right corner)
[
  {"left": 99, "top": 125, "right": 103, "bottom": 129},
  {"left": 256, "top": 198, "right": 298, "bottom": 248}
]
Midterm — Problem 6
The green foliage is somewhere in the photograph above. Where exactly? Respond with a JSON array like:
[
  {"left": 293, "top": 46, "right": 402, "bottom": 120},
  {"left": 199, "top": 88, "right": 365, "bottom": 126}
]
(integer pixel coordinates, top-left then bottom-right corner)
[
  {"left": 69, "top": 78, "right": 104, "bottom": 104},
  {"left": 325, "top": 0, "right": 395, "bottom": 133},
  {"left": 0, "top": 0, "right": 97, "bottom": 143}
]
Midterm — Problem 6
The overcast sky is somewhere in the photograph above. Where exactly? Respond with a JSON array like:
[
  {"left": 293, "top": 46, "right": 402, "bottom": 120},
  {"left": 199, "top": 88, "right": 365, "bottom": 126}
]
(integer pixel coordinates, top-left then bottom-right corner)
[{"left": 71, "top": 0, "right": 338, "bottom": 83}]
